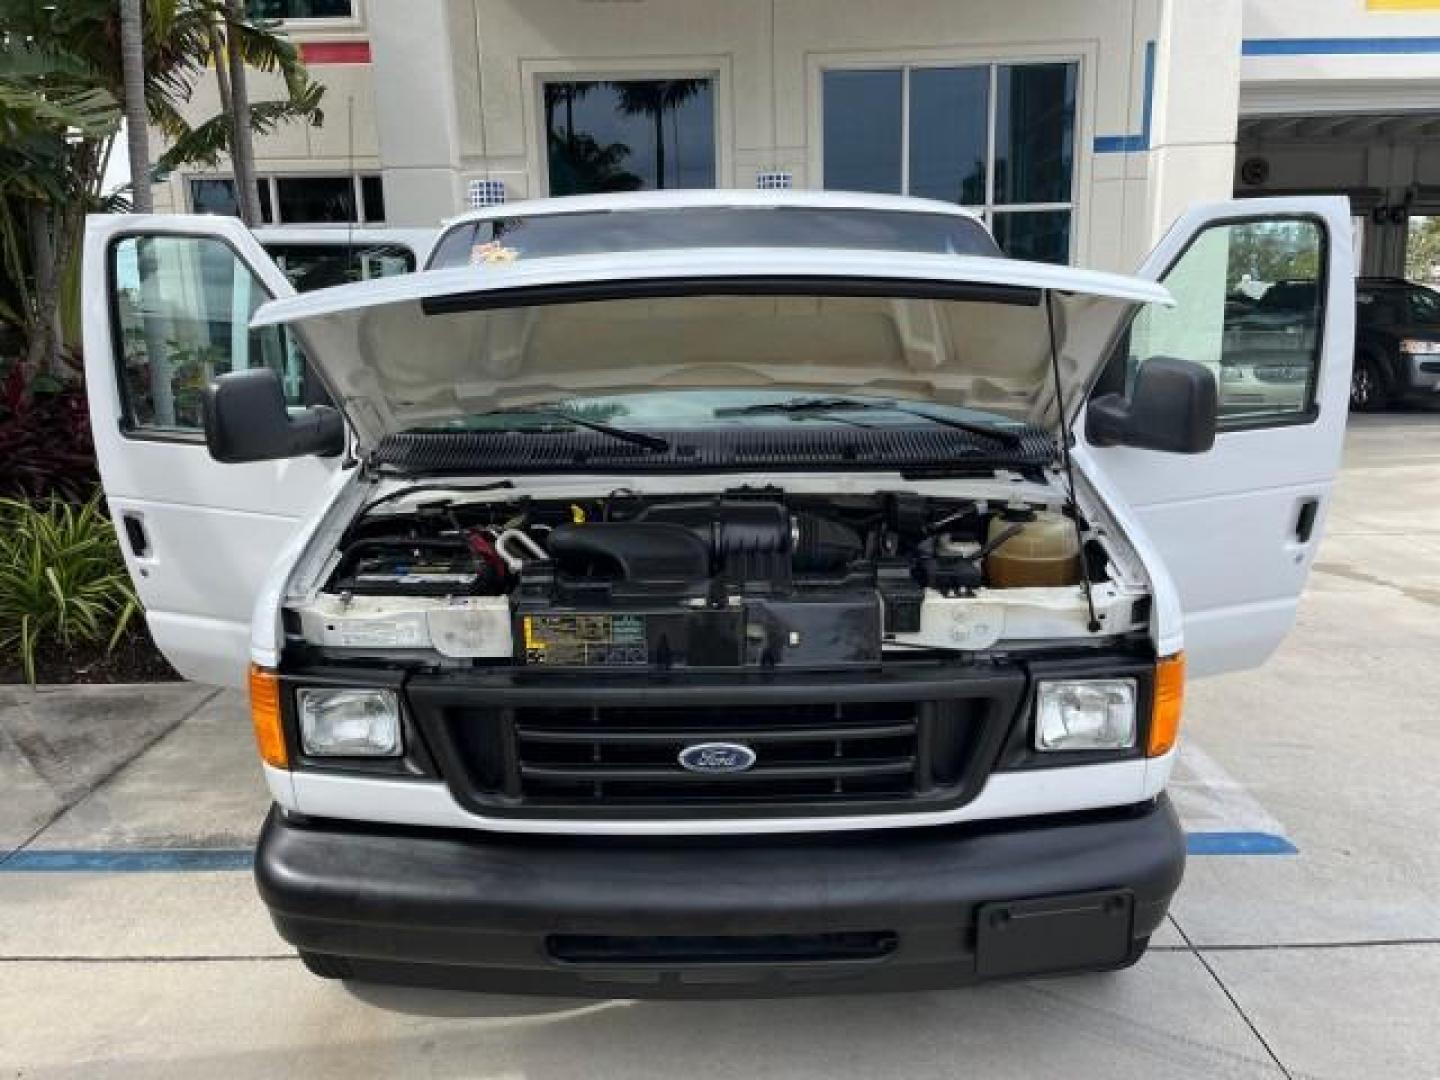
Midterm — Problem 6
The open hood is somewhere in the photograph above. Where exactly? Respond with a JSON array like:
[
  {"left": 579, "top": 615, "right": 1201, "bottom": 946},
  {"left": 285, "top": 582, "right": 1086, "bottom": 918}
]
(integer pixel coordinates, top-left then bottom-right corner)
[{"left": 251, "top": 247, "right": 1171, "bottom": 451}]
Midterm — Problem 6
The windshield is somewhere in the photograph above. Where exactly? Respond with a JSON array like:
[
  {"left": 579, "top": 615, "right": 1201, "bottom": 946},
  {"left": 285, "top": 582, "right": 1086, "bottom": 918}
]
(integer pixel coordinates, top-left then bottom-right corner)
[
  {"left": 426, "top": 207, "right": 998, "bottom": 268},
  {"left": 1358, "top": 283, "right": 1440, "bottom": 325},
  {"left": 1404, "top": 285, "right": 1440, "bottom": 323},
  {"left": 1255, "top": 281, "right": 1318, "bottom": 313},
  {"left": 405, "top": 391, "right": 1027, "bottom": 434},
  {"left": 263, "top": 243, "right": 416, "bottom": 291}
]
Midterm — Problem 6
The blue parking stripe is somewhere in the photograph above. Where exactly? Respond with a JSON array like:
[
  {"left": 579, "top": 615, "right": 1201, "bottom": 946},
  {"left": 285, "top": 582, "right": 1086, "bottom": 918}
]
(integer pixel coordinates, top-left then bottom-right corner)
[
  {"left": 1, "top": 832, "right": 1295, "bottom": 871},
  {"left": 1186, "top": 832, "right": 1298, "bottom": 856},
  {"left": 1, "top": 849, "right": 255, "bottom": 872}
]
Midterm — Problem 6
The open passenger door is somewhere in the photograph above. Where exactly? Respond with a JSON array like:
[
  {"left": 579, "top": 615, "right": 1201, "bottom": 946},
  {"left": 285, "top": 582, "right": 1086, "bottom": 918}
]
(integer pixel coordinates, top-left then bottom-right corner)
[
  {"left": 82, "top": 216, "right": 350, "bottom": 687},
  {"left": 1076, "top": 197, "right": 1354, "bottom": 677}
]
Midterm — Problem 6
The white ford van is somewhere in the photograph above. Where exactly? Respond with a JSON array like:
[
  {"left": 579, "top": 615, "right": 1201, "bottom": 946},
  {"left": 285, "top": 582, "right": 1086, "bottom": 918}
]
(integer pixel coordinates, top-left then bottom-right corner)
[{"left": 83, "top": 190, "right": 1351, "bottom": 996}]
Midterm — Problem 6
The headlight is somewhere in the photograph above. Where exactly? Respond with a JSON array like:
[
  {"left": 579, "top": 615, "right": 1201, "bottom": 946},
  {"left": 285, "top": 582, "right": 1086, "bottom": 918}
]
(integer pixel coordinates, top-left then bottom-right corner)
[
  {"left": 1034, "top": 679, "right": 1137, "bottom": 752},
  {"left": 298, "top": 688, "right": 401, "bottom": 757},
  {"left": 1400, "top": 339, "right": 1440, "bottom": 355}
]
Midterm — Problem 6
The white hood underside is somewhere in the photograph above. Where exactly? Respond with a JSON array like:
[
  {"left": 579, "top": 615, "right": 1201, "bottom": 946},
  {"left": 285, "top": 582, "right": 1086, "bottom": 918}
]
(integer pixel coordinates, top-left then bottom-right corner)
[{"left": 250, "top": 247, "right": 1172, "bottom": 450}]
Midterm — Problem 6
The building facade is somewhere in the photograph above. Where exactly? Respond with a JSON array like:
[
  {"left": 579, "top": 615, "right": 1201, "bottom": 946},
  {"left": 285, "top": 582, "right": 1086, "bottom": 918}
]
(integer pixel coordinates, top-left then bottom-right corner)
[{"left": 154, "top": 0, "right": 1440, "bottom": 276}]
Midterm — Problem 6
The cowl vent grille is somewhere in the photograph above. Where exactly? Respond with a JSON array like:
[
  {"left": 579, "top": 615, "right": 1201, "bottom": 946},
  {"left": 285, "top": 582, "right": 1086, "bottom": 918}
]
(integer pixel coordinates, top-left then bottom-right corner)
[{"left": 371, "top": 424, "right": 1053, "bottom": 475}]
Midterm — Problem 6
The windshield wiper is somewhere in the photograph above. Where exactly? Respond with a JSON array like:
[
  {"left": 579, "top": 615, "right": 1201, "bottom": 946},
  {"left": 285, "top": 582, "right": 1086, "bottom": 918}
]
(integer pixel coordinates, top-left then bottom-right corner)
[
  {"left": 715, "top": 396, "right": 1025, "bottom": 448},
  {"left": 482, "top": 407, "right": 671, "bottom": 453}
]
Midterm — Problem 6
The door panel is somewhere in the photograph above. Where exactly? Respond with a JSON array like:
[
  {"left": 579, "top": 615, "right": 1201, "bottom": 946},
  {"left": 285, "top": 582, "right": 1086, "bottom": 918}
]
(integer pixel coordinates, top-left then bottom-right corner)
[
  {"left": 82, "top": 216, "right": 346, "bottom": 687},
  {"left": 1076, "top": 197, "right": 1354, "bottom": 677}
]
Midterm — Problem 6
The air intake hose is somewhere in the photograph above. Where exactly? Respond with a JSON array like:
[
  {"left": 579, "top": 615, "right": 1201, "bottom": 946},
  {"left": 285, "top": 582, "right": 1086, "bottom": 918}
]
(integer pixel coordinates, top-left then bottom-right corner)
[
  {"left": 546, "top": 523, "right": 711, "bottom": 582},
  {"left": 792, "top": 513, "right": 864, "bottom": 573}
]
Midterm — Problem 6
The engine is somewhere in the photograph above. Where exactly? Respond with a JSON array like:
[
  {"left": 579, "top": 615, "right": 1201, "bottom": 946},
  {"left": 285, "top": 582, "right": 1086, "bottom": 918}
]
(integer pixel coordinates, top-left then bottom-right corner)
[{"left": 298, "top": 487, "right": 1091, "bottom": 669}]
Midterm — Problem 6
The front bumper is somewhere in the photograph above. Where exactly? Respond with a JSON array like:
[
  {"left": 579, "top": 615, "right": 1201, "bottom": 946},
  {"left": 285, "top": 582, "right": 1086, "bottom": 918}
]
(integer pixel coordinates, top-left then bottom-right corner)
[
  {"left": 1400, "top": 354, "right": 1440, "bottom": 397},
  {"left": 256, "top": 796, "right": 1185, "bottom": 997}
]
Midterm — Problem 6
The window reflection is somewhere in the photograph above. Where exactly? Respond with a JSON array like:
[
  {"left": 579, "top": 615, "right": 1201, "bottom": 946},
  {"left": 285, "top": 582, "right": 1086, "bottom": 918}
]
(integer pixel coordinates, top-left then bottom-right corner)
[
  {"left": 545, "top": 79, "right": 716, "bottom": 195},
  {"left": 991, "top": 211, "right": 1072, "bottom": 266},
  {"left": 1126, "top": 220, "right": 1325, "bottom": 424},
  {"left": 822, "top": 60, "right": 1078, "bottom": 263},
  {"left": 908, "top": 66, "right": 988, "bottom": 206},
  {"left": 822, "top": 69, "right": 904, "bottom": 195},
  {"left": 995, "top": 63, "right": 1077, "bottom": 206}
]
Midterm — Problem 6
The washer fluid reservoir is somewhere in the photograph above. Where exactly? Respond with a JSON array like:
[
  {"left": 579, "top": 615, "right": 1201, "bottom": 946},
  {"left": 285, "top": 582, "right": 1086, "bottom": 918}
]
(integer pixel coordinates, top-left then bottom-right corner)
[{"left": 984, "top": 505, "right": 1082, "bottom": 588}]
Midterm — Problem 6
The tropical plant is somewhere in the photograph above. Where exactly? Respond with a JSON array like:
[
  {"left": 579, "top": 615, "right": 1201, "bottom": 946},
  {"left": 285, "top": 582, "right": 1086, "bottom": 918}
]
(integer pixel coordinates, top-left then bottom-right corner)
[
  {"left": 0, "top": 495, "right": 138, "bottom": 684},
  {"left": 0, "top": 0, "right": 324, "bottom": 370},
  {"left": 0, "top": 36, "right": 122, "bottom": 374},
  {"left": 119, "top": 0, "right": 153, "bottom": 212},
  {"left": 545, "top": 130, "right": 640, "bottom": 196},
  {"left": 1406, "top": 216, "right": 1440, "bottom": 285},
  {"left": 0, "top": 366, "right": 99, "bottom": 502}
]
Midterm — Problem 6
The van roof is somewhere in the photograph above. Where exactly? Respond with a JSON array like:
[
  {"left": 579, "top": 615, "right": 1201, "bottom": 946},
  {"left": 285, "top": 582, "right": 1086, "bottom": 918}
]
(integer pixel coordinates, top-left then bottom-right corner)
[{"left": 440, "top": 188, "right": 986, "bottom": 230}]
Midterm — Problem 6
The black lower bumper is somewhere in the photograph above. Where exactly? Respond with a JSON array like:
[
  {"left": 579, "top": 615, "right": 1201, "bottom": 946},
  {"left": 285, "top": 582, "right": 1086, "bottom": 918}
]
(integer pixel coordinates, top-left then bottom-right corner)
[{"left": 256, "top": 798, "right": 1185, "bottom": 998}]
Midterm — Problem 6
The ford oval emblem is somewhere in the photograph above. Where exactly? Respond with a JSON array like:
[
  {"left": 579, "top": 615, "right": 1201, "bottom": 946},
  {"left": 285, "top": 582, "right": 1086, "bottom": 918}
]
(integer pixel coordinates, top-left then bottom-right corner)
[{"left": 678, "top": 742, "right": 757, "bottom": 774}]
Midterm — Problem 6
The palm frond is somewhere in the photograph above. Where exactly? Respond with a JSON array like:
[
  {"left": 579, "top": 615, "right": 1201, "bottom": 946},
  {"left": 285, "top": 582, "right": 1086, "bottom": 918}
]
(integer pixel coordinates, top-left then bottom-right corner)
[
  {"left": 152, "top": 111, "right": 230, "bottom": 172},
  {"left": 153, "top": 94, "right": 323, "bottom": 174},
  {"left": 0, "top": 41, "right": 120, "bottom": 137}
]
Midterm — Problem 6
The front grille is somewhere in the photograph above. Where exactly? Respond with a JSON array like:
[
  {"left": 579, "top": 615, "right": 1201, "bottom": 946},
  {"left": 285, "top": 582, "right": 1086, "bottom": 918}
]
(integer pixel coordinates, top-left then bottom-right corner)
[
  {"left": 407, "top": 667, "right": 1026, "bottom": 819},
  {"left": 512, "top": 701, "right": 926, "bottom": 805}
]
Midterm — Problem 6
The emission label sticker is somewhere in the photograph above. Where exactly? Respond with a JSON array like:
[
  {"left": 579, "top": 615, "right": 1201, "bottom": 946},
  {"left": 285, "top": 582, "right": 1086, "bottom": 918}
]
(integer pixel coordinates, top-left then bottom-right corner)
[
  {"left": 523, "top": 614, "right": 647, "bottom": 665},
  {"left": 329, "top": 619, "right": 428, "bottom": 648}
]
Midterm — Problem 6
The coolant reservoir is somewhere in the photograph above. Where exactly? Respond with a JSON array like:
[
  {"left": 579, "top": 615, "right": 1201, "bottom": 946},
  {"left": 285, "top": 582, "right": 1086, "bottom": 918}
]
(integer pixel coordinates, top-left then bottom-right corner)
[{"left": 985, "top": 505, "right": 1082, "bottom": 588}]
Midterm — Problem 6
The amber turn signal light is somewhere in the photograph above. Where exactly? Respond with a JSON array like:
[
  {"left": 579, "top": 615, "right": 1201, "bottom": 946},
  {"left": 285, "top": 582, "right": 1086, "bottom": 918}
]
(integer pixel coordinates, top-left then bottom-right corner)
[
  {"left": 249, "top": 664, "right": 289, "bottom": 769},
  {"left": 1147, "top": 653, "right": 1185, "bottom": 757}
]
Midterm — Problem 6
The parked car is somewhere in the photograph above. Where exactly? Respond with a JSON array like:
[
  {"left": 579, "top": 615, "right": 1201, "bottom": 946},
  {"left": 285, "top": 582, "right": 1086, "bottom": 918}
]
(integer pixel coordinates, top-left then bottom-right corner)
[
  {"left": 1351, "top": 276, "right": 1440, "bottom": 410},
  {"left": 1216, "top": 278, "right": 1319, "bottom": 417},
  {"left": 82, "top": 191, "right": 1352, "bottom": 996}
]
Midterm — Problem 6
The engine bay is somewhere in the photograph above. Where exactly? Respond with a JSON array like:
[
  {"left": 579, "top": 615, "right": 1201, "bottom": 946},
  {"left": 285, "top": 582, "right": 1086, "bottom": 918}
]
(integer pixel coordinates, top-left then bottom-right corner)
[{"left": 287, "top": 485, "right": 1149, "bottom": 668}]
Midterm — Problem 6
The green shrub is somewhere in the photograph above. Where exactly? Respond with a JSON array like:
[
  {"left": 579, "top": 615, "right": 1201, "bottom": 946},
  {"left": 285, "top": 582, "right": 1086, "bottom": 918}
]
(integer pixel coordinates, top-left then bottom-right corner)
[{"left": 0, "top": 496, "right": 138, "bottom": 683}]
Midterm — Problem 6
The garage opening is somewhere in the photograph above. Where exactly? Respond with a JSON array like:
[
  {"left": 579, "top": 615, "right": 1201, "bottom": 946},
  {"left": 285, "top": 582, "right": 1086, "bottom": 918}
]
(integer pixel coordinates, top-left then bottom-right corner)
[{"left": 1235, "top": 111, "right": 1440, "bottom": 283}]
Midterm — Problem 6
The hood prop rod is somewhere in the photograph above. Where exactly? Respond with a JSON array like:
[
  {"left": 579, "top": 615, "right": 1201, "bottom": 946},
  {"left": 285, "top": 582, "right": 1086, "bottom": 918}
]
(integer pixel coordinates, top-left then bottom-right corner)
[{"left": 1044, "top": 292, "right": 1102, "bottom": 634}]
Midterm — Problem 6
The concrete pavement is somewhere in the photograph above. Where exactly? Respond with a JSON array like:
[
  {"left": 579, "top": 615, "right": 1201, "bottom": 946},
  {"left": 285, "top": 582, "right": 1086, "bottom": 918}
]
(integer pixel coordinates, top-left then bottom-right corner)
[{"left": 2, "top": 413, "right": 1439, "bottom": 1078}]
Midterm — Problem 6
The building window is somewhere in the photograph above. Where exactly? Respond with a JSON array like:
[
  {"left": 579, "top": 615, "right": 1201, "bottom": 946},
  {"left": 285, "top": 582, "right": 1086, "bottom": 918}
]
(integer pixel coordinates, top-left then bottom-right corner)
[
  {"left": 188, "top": 174, "right": 384, "bottom": 224},
  {"left": 247, "top": 0, "right": 353, "bottom": 18},
  {"left": 822, "top": 61, "right": 1078, "bottom": 263},
  {"left": 275, "top": 176, "right": 355, "bottom": 223},
  {"left": 361, "top": 175, "right": 386, "bottom": 223},
  {"left": 543, "top": 78, "right": 716, "bottom": 196},
  {"left": 189, "top": 177, "right": 274, "bottom": 223}
]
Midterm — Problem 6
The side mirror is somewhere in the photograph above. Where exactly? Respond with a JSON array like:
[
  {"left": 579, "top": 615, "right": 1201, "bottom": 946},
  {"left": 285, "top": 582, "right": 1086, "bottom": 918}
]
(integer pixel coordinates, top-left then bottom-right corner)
[
  {"left": 202, "top": 368, "right": 345, "bottom": 463},
  {"left": 1086, "top": 356, "right": 1217, "bottom": 454}
]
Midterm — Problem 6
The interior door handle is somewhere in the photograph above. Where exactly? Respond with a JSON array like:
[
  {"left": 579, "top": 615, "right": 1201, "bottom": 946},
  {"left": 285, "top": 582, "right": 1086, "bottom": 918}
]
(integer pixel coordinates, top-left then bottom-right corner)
[
  {"left": 1294, "top": 498, "right": 1320, "bottom": 544},
  {"left": 121, "top": 513, "right": 150, "bottom": 558}
]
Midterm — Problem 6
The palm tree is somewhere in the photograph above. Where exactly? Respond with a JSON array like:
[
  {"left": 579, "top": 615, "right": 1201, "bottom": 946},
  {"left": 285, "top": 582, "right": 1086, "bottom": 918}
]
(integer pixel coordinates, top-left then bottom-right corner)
[
  {"left": 546, "top": 131, "right": 640, "bottom": 196},
  {"left": 0, "top": 1, "right": 323, "bottom": 371},
  {"left": 0, "top": 41, "right": 120, "bottom": 372},
  {"left": 118, "top": 0, "right": 151, "bottom": 213},
  {"left": 224, "top": 0, "right": 262, "bottom": 225},
  {"left": 543, "top": 82, "right": 593, "bottom": 161},
  {"left": 613, "top": 79, "right": 706, "bottom": 189}
]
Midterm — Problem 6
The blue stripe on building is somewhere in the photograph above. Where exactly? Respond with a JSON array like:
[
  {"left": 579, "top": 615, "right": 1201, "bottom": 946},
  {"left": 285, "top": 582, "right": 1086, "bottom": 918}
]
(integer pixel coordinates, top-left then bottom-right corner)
[
  {"left": 1244, "top": 36, "right": 1440, "bottom": 56},
  {"left": 1094, "top": 41, "right": 1155, "bottom": 154}
]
